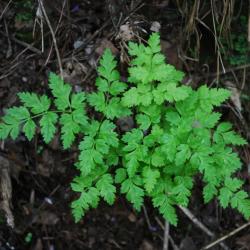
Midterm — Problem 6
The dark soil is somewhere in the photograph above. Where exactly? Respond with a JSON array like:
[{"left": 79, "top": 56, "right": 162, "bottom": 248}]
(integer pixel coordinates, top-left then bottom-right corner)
[{"left": 0, "top": 1, "right": 250, "bottom": 250}]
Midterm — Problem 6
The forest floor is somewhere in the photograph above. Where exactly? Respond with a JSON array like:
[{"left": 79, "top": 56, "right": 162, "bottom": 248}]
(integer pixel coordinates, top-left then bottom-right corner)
[{"left": 0, "top": 1, "right": 250, "bottom": 250}]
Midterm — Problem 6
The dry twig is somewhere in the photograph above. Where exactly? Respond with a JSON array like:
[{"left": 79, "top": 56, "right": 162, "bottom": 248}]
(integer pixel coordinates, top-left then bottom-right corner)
[
  {"left": 202, "top": 221, "right": 250, "bottom": 250},
  {"left": 38, "top": 0, "right": 63, "bottom": 78},
  {"left": 0, "top": 0, "right": 13, "bottom": 20},
  {"left": 248, "top": 0, "right": 250, "bottom": 42},
  {"left": 179, "top": 206, "right": 230, "bottom": 250},
  {"left": 155, "top": 217, "right": 179, "bottom": 250},
  {"left": 44, "top": 0, "right": 67, "bottom": 67},
  {"left": 3, "top": 18, "right": 12, "bottom": 58},
  {"left": 0, "top": 30, "right": 42, "bottom": 55},
  {"left": 163, "top": 220, "right": 170, "bottom": 250}
]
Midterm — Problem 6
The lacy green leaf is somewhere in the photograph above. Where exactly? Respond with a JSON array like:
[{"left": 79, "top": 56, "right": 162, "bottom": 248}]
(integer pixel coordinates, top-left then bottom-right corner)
[
  {"left": 40, "top": 111, "right": 58, "bottom": 143},
  {"left": 23, "top": 119, "right": 36, "bottom": 141},
  {"left": 18, "top": 92, "right": 51, "bottom": 114},
  {"left": 49, "top": 73, "right": 71, "bottom": 111},
  {"left": 121, "top": 178, "right": 144, "bottom": 211},
  {"left": 96, "top": 174, "right": 116, "bottom": 205},
  {"left": 153, "top": 194, "right": 178, "bottom": 226},
  {"left": 142, "top": 167, "right": 160, "bottom": 193},
  {"left": 60, "top": 114, "right": 80, "bottom": 149}
]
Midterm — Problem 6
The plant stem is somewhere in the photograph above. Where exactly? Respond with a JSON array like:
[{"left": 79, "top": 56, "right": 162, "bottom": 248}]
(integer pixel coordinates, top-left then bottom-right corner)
[{"left": 163, "top": 220, "right": 169, "bottom": 250}]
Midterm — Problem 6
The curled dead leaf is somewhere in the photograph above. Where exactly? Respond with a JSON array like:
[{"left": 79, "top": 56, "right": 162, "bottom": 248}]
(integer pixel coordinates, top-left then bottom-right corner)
[
  {"left": 0, "top": 156, "right": 14, "bottom": 228},
  {"left": 224, "top": 81, "right": 242, "bottom": 112}
]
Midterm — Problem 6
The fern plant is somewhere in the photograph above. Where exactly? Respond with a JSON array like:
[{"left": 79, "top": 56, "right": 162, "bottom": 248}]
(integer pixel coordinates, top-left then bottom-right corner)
[{"left": 0, "top": 33, "right": 249, "bottom": 226}]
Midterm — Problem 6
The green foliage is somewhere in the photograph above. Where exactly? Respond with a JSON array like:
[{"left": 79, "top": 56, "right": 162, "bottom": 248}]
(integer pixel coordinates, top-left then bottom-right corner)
[
  {"left": 24, "top": 232, "right": 33, "bottom": 244},
  {"left": 0, "top": 73, "right": 87, "bottom": 148},
  {"left": 15, "top": 0, "right": 33, "bottom": 22},
  {"left": 87, "top": 49, "right": 131, "bottom": 119},
  {"left": 0, "top": 33, "right": 249, "bottom": 226},
  {"left": 220, "top": 16, "right": 250, "bottom": 66}
]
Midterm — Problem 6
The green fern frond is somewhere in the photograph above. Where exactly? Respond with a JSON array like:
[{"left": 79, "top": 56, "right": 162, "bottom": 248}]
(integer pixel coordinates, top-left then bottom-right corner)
[
  {"left": 0, "top": 33, "right": 249, "bottom": 226},
  {"left": 49, "top": 72, "right": 72, "bottom": 111}
]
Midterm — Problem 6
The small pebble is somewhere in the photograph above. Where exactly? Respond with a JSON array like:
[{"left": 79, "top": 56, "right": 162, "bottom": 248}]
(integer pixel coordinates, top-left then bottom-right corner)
[
  {"left": 150, "top": 21, "right": 161, "bottom": 32},
  {"left": 44, "top": 197, "right": 53, "bottom": 205},
  {"left": 22, "top": 77, "right": 28, "bottom": 83}
]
